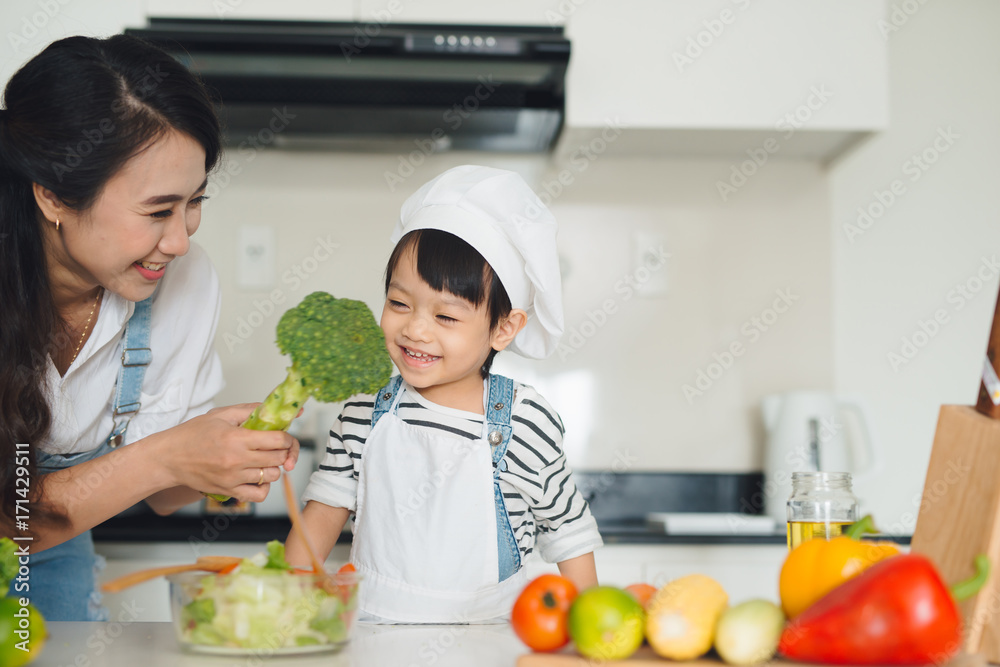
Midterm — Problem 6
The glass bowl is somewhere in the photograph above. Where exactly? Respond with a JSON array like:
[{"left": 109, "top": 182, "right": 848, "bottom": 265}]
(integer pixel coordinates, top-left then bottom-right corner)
[{"left": 168, "top": 569, "right": 361, "bottom": 656}]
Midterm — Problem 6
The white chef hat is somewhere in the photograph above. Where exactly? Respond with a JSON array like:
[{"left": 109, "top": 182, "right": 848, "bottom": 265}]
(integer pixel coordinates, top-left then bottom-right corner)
[{"left": 390, "top": 165, "right": 563, "bottom": 359}]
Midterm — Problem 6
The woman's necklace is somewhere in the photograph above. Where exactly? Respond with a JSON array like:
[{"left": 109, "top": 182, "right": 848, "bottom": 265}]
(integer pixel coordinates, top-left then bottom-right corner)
[{"left": 70, "top": 288, "right": 103, "bottom": 365}]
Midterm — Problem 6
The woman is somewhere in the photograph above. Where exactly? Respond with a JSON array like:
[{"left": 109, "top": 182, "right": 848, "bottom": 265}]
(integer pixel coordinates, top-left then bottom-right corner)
[{"left": 0, "top": 35, "right": 297, "bottom": 621}]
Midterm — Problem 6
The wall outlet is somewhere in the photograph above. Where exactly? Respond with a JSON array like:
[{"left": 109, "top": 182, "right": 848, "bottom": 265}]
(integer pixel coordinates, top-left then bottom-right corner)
[{"left": 237, "top": 225, "right": 276, "bottom": 289}]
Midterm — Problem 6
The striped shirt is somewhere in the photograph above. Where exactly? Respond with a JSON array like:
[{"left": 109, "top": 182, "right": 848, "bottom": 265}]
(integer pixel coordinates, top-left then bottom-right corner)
[{"left": 302, "top": 380, "right": 603, "bottom": 564}]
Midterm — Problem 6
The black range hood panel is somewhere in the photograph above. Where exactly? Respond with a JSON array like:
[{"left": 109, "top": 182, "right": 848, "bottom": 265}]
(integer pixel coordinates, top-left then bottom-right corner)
[{"left": 125, "top": 18, "right": 570, "bottom": 152}]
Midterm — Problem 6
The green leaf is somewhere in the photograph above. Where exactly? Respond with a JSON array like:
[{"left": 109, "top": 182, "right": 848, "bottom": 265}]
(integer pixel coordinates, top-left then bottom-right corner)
[{"left": 265, "top": 540, "right": 293, "bottom": 571}]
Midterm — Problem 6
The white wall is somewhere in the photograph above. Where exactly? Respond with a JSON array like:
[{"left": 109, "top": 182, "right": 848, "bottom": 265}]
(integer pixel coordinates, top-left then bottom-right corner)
[
  {"left": 0, "top": 0, "right": 144, "bottom": 82},
  {"left": 829, "top": 0, "right": 1000, "bottom": 532}
]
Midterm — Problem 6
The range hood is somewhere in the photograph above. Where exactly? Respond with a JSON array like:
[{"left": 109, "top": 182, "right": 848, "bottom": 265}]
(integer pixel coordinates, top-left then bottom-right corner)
[{"left": 125, "top": 19, "right": 569, "bottom": 152}]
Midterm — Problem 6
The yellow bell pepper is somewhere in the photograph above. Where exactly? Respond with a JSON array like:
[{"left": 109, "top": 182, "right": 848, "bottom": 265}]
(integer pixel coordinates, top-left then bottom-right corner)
[{"left": 779, "top": 515, "right": 900, "bottom": 618}]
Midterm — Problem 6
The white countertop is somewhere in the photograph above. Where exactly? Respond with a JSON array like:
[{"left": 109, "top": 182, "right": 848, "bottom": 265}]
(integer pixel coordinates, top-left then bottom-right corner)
[{"left": 35, "top": 621, "right": 529, "bottom": 667}]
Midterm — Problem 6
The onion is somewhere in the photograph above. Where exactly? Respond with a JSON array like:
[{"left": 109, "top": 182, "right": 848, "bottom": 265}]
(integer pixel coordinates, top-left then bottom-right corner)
[{"left": 713, "top": 599, "right": 785, "bottom": 665}]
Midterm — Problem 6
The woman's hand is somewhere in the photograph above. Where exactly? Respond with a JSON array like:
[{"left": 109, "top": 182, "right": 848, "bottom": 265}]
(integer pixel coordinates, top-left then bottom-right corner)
[{"left": 157, "top": 403, "right": 300, "bottom": 503}]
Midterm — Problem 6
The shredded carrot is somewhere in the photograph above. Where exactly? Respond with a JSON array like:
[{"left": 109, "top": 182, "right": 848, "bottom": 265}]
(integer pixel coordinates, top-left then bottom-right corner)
[{"left": 218, "top": 562, "right": 240, "bottom": 575}]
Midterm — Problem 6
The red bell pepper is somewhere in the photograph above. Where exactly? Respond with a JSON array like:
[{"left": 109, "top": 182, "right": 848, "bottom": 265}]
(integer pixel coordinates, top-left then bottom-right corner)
[{"left": 779, "top": 553, "right": 989, "bottom": 665}]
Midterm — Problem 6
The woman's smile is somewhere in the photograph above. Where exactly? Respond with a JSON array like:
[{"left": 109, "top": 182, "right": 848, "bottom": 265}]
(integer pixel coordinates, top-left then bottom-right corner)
[{"left": 133, "top": 260, "right": 168, "bottom": 280}]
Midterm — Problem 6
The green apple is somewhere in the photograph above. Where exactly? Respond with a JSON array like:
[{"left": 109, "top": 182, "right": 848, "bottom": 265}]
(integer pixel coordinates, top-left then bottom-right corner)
[{"left": 568, "top": 586, "right": 645, "bottom": 661}]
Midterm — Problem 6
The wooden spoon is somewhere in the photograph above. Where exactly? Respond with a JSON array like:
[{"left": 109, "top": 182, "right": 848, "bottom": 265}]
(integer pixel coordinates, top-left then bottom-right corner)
[
  {"left": 282, "top": 471, "right": 324, "bottom": 575},
  {"left": 281, "top": 472, "right": 339, "bottom": 592},
  {"left": 101, "top": 555, "right": 242, "bottom": 593}
]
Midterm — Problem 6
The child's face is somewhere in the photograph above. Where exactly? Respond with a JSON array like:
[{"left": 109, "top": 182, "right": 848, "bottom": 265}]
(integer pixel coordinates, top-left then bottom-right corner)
[{"left": 381, "top": 246, "right": 499, "bottom": 412}]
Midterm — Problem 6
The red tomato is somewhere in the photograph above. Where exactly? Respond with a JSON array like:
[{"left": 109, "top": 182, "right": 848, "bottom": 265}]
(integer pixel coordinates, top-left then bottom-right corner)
[
  {"left": 337, "top": 563, "right": 357, "bottom": 574},
  {"left": 511, "top": 574, "right": 578, "bottom": 652}
]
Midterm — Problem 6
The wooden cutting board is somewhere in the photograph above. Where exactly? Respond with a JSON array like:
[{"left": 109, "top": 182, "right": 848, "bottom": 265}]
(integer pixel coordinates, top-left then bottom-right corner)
[{"left": 516, "top": 646, "right": 988, "bottom": 666}]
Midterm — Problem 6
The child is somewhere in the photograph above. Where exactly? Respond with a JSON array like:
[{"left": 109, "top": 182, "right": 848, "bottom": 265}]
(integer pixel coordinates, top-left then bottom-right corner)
[{"left": 286, "top": 165, "right": 602, "bottom": 624}]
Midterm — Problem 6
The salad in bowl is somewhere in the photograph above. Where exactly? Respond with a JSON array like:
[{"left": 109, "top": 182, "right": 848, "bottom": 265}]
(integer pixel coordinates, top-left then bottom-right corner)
[{"left": 168, "top": 541, "right": 360, "bottom": 655}]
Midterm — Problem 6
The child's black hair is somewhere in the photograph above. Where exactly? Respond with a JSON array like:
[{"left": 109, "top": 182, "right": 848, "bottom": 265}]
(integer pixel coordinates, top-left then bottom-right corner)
[{"left": 384, "top": 229, "right": 512, "bottom": 378}]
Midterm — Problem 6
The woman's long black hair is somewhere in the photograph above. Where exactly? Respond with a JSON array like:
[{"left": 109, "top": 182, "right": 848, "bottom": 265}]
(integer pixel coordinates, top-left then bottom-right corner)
[{"left": 0, "top": 35, "right": 221, "bottom": 530}]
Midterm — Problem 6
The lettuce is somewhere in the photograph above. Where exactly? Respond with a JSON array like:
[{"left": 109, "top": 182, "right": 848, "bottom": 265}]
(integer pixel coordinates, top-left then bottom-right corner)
[
  {"left": 178, "top": 541, "right": 354, "bottom": 651},
  {"left": 264, "top": 540, "right": 293, "bottom": 571}
]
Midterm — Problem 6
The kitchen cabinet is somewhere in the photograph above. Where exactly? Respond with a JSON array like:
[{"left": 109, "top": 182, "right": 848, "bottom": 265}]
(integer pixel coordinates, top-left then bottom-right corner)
[{"left": 561, "top": 0, "right": 888, "bottom": 160}]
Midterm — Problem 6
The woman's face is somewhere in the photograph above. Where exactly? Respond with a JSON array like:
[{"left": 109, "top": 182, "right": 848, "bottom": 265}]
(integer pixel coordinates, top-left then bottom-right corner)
[{"left": 58, "top": 129, "right": 208, "bottom": 302}]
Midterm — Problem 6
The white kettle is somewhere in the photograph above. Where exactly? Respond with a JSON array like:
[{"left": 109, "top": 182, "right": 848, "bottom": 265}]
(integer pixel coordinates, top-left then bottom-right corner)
[{"left": 761, "top": 391, "right": 878, "bottom": 524}]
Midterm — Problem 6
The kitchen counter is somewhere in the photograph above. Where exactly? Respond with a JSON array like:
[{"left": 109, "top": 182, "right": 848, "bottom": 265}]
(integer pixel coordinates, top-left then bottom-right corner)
[
  {"left": 33, "top": 622, "right": 982, "bottom": 667},
  {"left": 36, "top": 621, "right": 528, "bottom": 667}
]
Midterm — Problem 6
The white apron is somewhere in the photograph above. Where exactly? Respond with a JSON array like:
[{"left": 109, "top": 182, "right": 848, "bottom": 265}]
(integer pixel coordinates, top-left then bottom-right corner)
[{"left": 351, "top": 380, "right": 527, "bottom": 623}]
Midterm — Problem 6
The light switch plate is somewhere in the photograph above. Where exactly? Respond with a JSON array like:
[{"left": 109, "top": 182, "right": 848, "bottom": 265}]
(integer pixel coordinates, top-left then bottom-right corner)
[{"left": 237, "top": 225, "right": 276, "bottom": 289}]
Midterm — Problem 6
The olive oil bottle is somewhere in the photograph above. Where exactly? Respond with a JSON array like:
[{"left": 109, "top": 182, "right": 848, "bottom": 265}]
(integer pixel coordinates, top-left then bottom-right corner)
[
  {"left": 786, "top": 520, "right": 852, "bottom": 550},
  {"left": 785, "top": 472, "right": 859, "bottom": 551}
]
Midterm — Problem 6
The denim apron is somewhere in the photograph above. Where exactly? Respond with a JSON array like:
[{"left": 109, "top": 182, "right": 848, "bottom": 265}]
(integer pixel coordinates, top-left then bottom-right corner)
[
  {"left": 7, "top": 297, "right": 154, "bottom": 621},
  {"left": 351, "top": 374, "right": 523, "bottom": 623}
]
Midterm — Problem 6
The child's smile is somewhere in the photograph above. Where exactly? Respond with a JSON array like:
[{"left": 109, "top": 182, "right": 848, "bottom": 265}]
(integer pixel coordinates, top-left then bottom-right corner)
[{"left": 400, "top": 346, "right": 442, "bottom": 367}]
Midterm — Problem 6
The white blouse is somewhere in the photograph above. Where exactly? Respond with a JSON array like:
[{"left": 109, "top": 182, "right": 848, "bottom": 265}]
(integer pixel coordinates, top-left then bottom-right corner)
[{"left": 40, "top": 242, "right": 224, "bottom": 455}]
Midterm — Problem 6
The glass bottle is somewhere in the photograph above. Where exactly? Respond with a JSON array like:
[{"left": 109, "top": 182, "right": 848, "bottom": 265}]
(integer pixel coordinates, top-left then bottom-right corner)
[{"left": 786, "top": 472, "right": 860, "bottom": 550}]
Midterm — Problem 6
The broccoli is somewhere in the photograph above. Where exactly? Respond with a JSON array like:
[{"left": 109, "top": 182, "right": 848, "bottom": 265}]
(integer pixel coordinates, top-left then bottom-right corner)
[
  {"left": 241, "top": 292, "right": 392, "bottom": 432},
  {"left": 205, "top": 292, "right": 391, "bottom": 502}
]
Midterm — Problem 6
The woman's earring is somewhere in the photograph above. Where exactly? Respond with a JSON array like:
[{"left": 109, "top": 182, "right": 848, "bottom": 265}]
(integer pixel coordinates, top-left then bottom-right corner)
[{"left": 55, "top": 218, "right": 61, "bottom": 231}]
